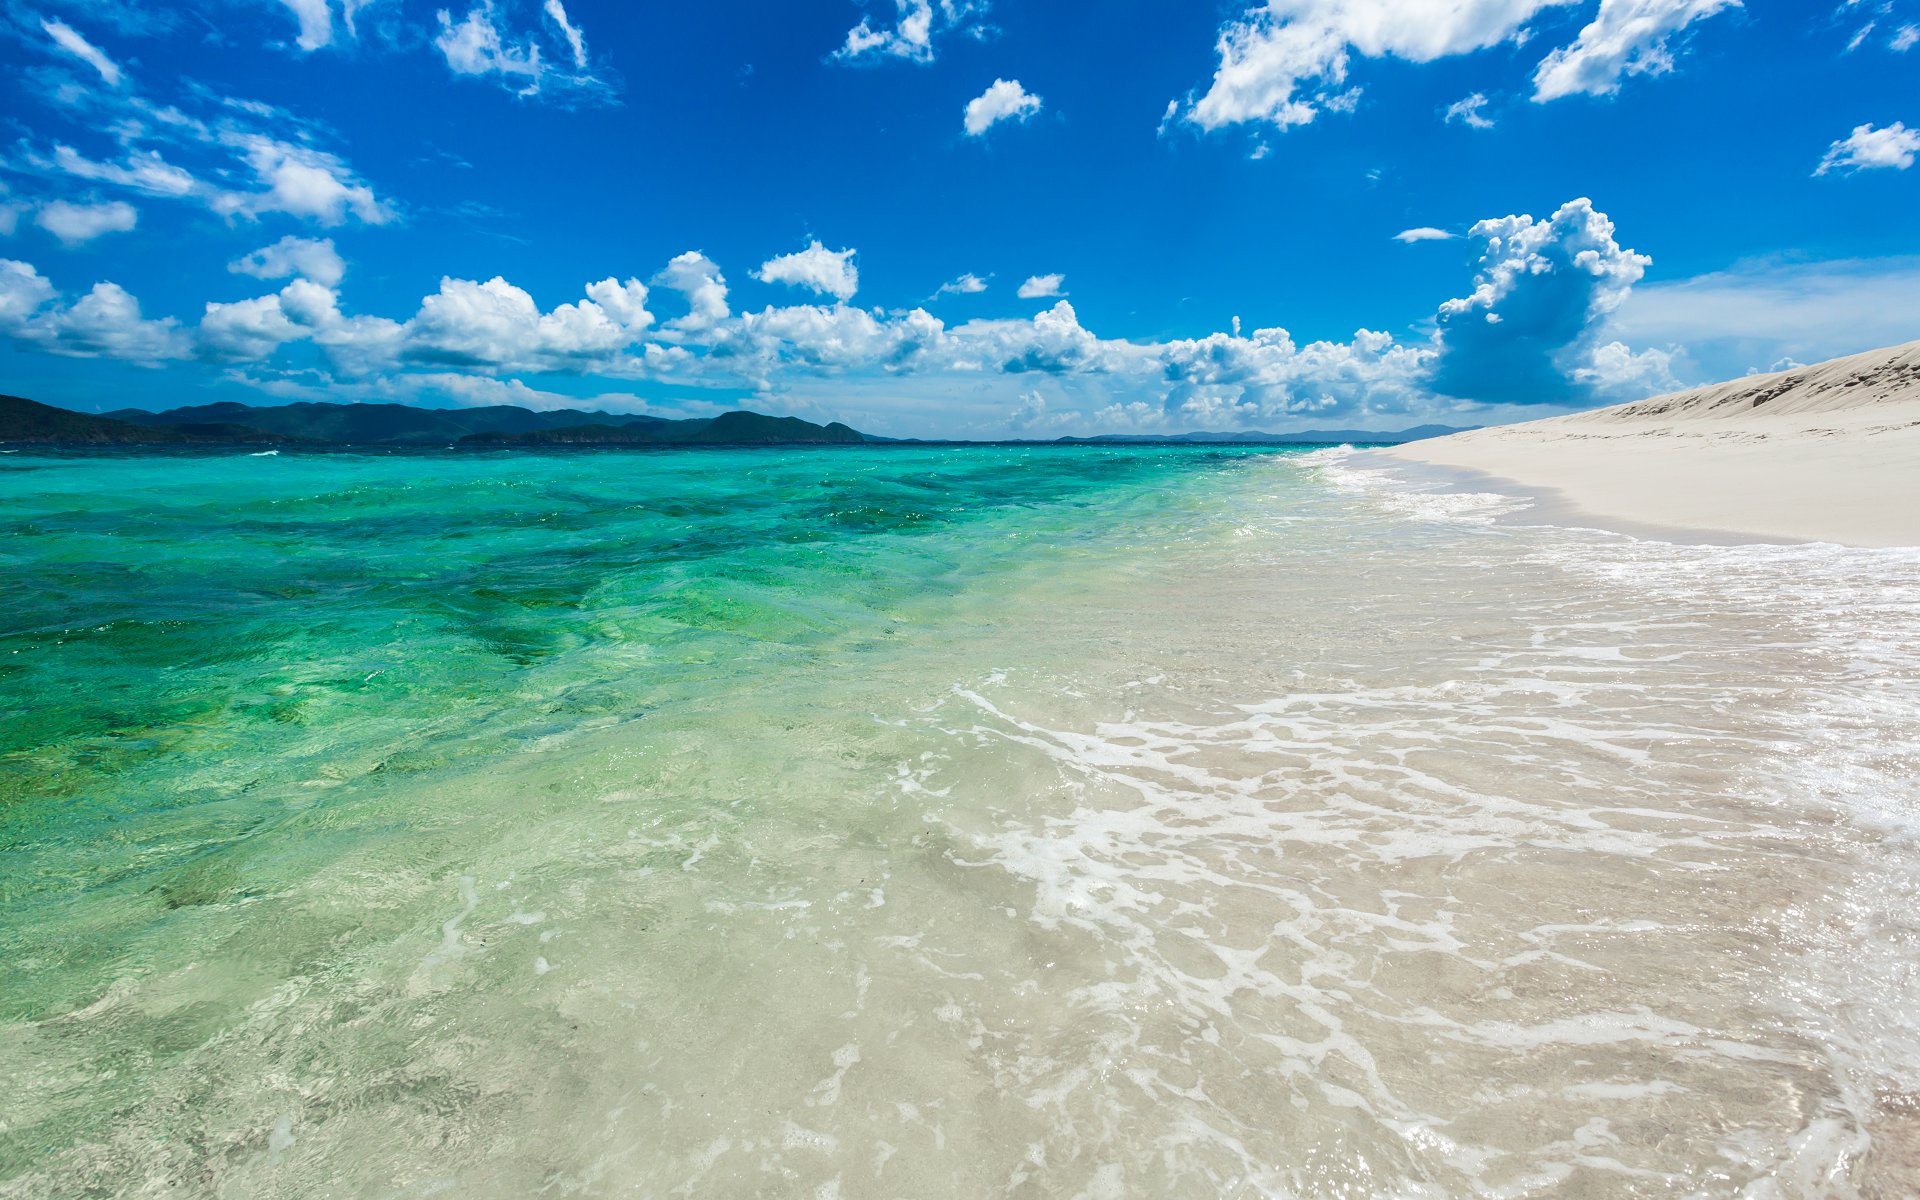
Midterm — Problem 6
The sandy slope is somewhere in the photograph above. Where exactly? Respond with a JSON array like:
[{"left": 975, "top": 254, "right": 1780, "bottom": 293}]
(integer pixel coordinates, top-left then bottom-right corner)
[{"left": 1384, "top": 339, "right": 1920, "bottom": 547}]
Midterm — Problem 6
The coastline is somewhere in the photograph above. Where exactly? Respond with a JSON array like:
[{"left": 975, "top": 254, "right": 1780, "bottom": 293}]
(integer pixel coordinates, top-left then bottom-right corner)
[{"left": 1380, "top": 340, "right": 1920, "bottom": 549}]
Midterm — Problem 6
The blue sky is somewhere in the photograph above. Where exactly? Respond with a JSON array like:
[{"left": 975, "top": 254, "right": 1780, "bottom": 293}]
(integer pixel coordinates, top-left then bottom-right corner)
[{"left": 1, "top": 0, "right": 1915, "bottom": 437}]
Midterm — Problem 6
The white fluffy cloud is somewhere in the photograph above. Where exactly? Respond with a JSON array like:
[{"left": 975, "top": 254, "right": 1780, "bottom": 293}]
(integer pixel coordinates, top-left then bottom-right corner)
[
  {"left": 1185, "top": 1, "right": 1572, "bottom": 131},
  {"left": 230, "top": 236, "right": 346, "bottom": 287},
  {"left": 1017, "top": 274, "right": 1066, "bottom": 299},
  {"left": 584, "top": 277, "right": 654, "bottom": 331},
  {"left": 964, "top": 79, "right": 1043, "bottom": 136},
  {"left": 1393, "top": 226, "right": 1454, "bottom": 242},
  {"left": 754, "top": 241, "right": 860, "bottom": 302},
  {"left": 35, "top": 200, "right": 138, "bottom": 245},
  {"left": 1185, "top": 0, "right": 1736, "bottom": 132},
  {"left": 654, "top": 251, "right": 731, "bottom": 333},
  {"left": 200, "top": 287, "right": 310, "bottom": 361},
  {"left": 0, "top": 260, "right": 57, "bottom": 324},
  {"left": 1816, "top": 121, "right": 1920, "bottom": 174},
  {"left": 1430, "top": 197, "right": 1651, "bottom": 405},
  {"left": 407, "top": 277, "right": 614, "bottom": 365},
  {"left": 0, "top": 203, "right": 1692, "bottom": 434},
  {"left": 834, "top": 0, "right": 988, "bottom": 63},
  {"left": 183, "top": 270, "right": 655, "bottom": 372},
  {"left": 42, "top": 18, "right": 123, "bottom": 86},
  {"left": 1157, "top": 325, "right": 1434, "bottom": 425},
  {"left": 0, "top": 260, "right": 187, "bottom": 363},
  {"left": 217, "top": 137, "right": 393, "bottom": 225},
  {"left": 1532, "top": 0, "right": 1738, "bottom": 100}
]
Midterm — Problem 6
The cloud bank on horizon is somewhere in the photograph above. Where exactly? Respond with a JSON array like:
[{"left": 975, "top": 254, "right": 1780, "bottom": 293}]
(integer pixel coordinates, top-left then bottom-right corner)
[{"left": 0, "top": 0, "right": 1913, "bottom": 437}]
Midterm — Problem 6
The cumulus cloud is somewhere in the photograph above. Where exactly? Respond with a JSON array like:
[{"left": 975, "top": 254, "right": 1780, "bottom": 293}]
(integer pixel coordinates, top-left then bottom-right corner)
[
  {"left": 964, "top": 79, "right": 1043, "bottom": 136},
  {"left": 1816, "top": 121, "right": 1920, "bottom": 174},
  {"left": 653, "top": 251, "right": 731, "bottom": 334},
  {"left": 42, "top": 18, "right": 123, "bottom": 86},
  {"left": 1, "top": 208, "right": 1684, "bottom": 433},
  {"left": 401, "top": 275, "right": 632, "bottom": 366},
  {"left": 1184, "top": 1, "right": 1570, "bottom": 131},
  {"left": 1016, "top": 274, "right": 1065, "bottom": 299},
  {"left": 35, "top": 199, "right": 138, "bottom": 245},
  {"left": 0, "top": 260, "right": 187, "bottom": 363},
  {"left": 0, "top": 260, "right": 57, "bottom": 324},
  {"left": 1444, "top": 93, "right": 1493, "bottom": 128},
  {"left": 1157, "top": 324, "right": 1433, "bottom": 425},
  {"left": 200, "top": 287, "right": 310, "bottom": 361},
  {"left": 184, "top": 270, "right": 656, "bottom": 373},
  {"left": 834, "top": 0, "right": 988, "bottom": 63},
  {"left": 1394, "top": 226, "right": 1454, "bottom": 242},
  {"left": 230, "top": 235, "right": 346, "bottom": 287},
  {"left": 584, "top": 276, "right": 653, "bottom": 330},
  {"left": 1532, "top": 0, "right": 1739, "bottom": 101},
  {"left": 754, "top": 241, "right": 860, "bottom": 302},
  {"left": 1429, "top": 197, "right": 1651, "bottom": 406}
]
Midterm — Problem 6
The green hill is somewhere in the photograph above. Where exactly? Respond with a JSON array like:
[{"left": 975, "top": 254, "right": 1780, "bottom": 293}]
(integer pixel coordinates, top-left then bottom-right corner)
[
  {"left": 0, "top": 395, "right": 292, "bottom": 446},
  {"left": 459, "top": 411, "right": 868, "bottom": 447},
  {"left": 104, "top": 401, "right": 664, "bottom": 446}
]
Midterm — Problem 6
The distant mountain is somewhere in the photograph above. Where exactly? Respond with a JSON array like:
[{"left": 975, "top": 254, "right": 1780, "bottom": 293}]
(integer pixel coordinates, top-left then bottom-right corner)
[
  {"left": 105, "top": 401, "right": 661, "bottom": 446},
  {"left": 1052, "top": 424, "right": 1473, "bottom": 445},
  {"left": 462, "top": 411, "right": 867, "bottom": 447},
  {"left": 1, "top": 394, "right": 294, "bottom": 446},
  {"left": 11, "top": 396, "right": 869, "bottom": 448},
  {"left": 9, "top": 393, "right": 1465, "bottom": 450}
]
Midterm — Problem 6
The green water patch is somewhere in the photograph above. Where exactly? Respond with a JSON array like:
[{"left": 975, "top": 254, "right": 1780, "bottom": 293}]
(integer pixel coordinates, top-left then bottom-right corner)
[{"left": 0, "top": 447, "right": 1301, "bottom": 970}]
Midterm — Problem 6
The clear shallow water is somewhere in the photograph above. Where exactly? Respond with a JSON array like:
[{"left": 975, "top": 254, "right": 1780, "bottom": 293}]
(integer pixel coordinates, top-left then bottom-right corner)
[{"left": 3, "top": 445, "right": 1919, "bottom": 1197}]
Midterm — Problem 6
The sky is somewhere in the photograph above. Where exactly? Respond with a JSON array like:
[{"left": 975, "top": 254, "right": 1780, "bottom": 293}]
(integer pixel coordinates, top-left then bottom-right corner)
[{"left": 0, "top": 0, "right": 1915, "bottom": 438}]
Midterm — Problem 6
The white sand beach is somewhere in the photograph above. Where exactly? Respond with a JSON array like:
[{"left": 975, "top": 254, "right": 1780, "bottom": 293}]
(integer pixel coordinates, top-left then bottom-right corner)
[{"left": 1385, "top": 340, "right": 1920, "bottom": 547}]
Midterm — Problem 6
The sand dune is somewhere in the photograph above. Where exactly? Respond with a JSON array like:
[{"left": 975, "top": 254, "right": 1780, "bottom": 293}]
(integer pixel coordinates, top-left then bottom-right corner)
[{"left": 1385, "top": 339, "right": 1920, "bottom": 547}]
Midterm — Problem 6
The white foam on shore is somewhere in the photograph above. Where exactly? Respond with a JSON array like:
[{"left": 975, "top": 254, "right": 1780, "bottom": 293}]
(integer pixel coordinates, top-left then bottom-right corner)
[{"left": 898, "top": 467, "right": 1920, "bottom": 1193}]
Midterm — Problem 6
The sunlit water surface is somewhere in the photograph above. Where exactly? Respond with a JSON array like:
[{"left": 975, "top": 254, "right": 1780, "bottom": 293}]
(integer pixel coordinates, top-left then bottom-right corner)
[{"left": 3, "top": 445, "right": 1918, "bottom": 1198}]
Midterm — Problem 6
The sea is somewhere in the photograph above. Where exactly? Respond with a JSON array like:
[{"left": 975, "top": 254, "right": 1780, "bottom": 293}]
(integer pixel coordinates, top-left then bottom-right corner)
[{"left": 3, "top": 444, "right": 1918, "bottom": 1197}]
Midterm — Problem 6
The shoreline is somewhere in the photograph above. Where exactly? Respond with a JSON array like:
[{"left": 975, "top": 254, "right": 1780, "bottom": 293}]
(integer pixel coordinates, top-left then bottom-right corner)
[
  {"left": 1379, "top": 341, "right": 1920, "bottom": 549},
  {"left": 1349, "top": 450, "right": 1814, "bottom": 547}
]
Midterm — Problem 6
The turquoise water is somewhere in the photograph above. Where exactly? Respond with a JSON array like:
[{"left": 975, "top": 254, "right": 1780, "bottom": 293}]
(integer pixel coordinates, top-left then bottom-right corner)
[
  {"left": 5, "top": 445, "right": 1920, "bottom": 1196},
  {"left": 3, "top": 446, "right": 1263, "bottom": 993}
]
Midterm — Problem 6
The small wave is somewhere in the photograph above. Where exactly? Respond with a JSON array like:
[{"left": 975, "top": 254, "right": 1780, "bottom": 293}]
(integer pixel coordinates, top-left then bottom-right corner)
[
  {"left": 248, "top": 449, "right": 280, "bottom": 457},
  {"left": 1295, "top": 445, "right": 1532, "bottom": 525}
]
